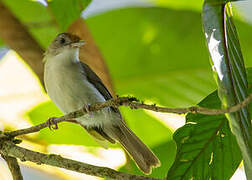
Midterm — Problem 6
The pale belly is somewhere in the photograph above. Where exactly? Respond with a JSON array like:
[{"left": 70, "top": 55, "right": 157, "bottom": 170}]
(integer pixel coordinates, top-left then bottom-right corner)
[{"left": 44, "top": 62, "right": 117, "bottom": 127}]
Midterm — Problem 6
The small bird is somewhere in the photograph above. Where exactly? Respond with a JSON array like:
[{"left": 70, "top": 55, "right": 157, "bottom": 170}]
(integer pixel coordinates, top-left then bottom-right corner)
[{"left": 43, "top": 33, "right": 160, "bottom": 174}]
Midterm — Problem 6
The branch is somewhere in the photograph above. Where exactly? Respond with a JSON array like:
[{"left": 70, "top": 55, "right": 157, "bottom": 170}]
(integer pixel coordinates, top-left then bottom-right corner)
[
  {"left": 1, "top": 154, "right": 23, "bottom": 180},
  {"left": 0, "top": 140, "right": 161, "bottom": 180},
  {"left": 4, "top": 93, "right": 252, "bottom": 138}
]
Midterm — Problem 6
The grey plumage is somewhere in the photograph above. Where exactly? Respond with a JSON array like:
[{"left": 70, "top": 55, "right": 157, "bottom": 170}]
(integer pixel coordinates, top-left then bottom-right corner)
[{"left": 44, "top": 33, "right": 160, "bottom": 174}]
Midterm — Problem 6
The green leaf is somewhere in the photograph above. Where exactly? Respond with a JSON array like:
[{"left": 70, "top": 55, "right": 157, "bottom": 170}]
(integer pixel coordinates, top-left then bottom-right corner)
[
  {"left": 48, "top": 0, "right": 91, "bottom": 30},
  {"left": 147, "top": 0, "right": 204, "bottom": 11},
  {"left": 167, "top": 91, "right": 242, "bottom": 180},
  {"left": 86, "top": 8, "right": 218, "bottom": 108},
  {"left": 203, "top": 1, "right": 252, "bottom": 178},
  {"left": 0, "top": 39, "right": 3, "bottom": 46},
  {"left": 85, "top": 7, "right": 251, "bottom": 109}
]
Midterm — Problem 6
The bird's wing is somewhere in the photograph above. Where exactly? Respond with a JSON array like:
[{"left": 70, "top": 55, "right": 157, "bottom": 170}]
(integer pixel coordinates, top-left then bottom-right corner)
[
  {"left": 79, "top": 61, "right": 123, "bottom": 145},
  {"left": 79, "top": 61, "right": 120, "bottom": 114},
  {"left": 79, "top": 61, "right": 113, "bottom": 100}
]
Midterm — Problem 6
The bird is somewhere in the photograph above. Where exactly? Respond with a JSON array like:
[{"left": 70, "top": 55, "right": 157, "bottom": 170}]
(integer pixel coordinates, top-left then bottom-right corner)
[{"left": 43, "top": 33, "right": 160, "bottom": 174}]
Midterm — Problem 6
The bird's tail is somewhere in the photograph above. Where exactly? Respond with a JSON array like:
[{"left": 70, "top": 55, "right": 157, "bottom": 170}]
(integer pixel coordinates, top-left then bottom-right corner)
[{"left": 107, "top": 122, "right": 161, "bottom": 174}]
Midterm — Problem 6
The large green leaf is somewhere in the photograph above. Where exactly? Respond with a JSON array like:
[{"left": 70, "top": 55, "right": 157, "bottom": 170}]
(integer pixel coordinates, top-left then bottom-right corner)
[
  {"left": 203, "top": 1, "right": 252, "bottom": 178},
  {"left": 86, "top": 7, "right": 251, "bottom": 108},
  {"left": 86, "top": 8, "right": 217, "bottom": 107},
  {"left": 48, "top": 0, "right": 91, "bottom": 30},
  {"left": 167, "top": 91, "right": 242, "bottom": 180}
]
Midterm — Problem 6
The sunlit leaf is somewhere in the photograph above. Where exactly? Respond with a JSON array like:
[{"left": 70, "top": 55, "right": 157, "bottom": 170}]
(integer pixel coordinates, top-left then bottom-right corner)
[
  {"left": 146, "top": 0, "right": 204, "bottom": 11},
  {"left": 167, "top": 91, "right": 242, "bottom": 180},
  {"left": 203, "top": 1, "right": 252, "bottom": 177}
]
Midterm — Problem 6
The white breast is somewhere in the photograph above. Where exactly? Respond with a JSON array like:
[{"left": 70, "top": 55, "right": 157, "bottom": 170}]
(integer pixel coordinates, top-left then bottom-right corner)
[{"left": 44, "top": 49, "right": 115, "bottom": 127}]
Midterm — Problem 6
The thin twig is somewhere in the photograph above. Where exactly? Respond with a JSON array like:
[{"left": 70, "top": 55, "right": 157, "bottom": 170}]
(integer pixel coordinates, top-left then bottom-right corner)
[
  {"left": 4, "top": 94, "right": 252, "bottom": 138},
  {"left": 0, "top": 141, "right": 161, "bottom": 180},
  {"left": 1, "top": 154, "right": 23, "bottom": 180}
]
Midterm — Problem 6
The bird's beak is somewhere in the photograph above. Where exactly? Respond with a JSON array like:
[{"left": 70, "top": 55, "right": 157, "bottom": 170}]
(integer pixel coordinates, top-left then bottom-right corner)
[{"left": 71, "top": 40, "right": 85, "bottom": 48}]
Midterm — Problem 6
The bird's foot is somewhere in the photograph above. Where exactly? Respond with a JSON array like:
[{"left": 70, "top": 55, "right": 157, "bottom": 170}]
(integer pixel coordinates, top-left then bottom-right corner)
[
  {"left": 46, "top": 117, "right": 59, "bottom": 130},
  {"left": 84, "top": 104, "right": 91, "bottom": 113},
  {"left": 84, "top": 104, "right": 94, "bottom": 117}
]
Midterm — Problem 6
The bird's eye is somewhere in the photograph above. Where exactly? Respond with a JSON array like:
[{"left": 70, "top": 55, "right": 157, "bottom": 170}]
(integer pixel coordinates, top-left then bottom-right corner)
[{"left": 60, "top": 38, "right": 66, "bottom": 44}]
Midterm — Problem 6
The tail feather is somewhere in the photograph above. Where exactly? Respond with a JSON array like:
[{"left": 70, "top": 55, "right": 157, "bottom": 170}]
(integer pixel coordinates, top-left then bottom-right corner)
[{"left": 107, "top": 123, "right": 161, "bottom": 174}]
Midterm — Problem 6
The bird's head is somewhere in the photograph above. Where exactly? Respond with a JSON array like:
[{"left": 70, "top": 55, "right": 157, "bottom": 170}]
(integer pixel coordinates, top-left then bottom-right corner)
[{"left": 45, "top": 33, "right": 85, "bottom": 57}]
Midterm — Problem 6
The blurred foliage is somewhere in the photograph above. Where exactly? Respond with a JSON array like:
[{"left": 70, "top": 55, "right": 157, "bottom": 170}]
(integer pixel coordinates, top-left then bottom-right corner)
[
  {"left": 48, "top": 0, "right": 91, "bottom": 30},
  {"left": 87, "top": 8, "right": 217, "bottom": 107},
  {"left": 86, "top": 7, "right": 252, "bottom": 107},
  {"left": 147, "top": 0, "right": 203, "bottom": 11}
]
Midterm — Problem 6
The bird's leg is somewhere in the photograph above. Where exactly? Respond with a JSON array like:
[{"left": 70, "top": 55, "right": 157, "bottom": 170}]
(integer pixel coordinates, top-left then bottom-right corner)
[{"left": 46, "top": 117, "right": 59, "bottom": 130}]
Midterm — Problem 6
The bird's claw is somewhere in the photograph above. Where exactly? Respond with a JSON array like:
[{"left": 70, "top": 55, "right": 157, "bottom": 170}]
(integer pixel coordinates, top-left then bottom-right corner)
[
  {"left": 84, "top": 104, "right": 91, "bottom": 113},
  {"left": 46, "top": 117, "right": 59, "bottom": 130},
  {"left": 84, "top": 104, "right": 94, "bottom": 117}
]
